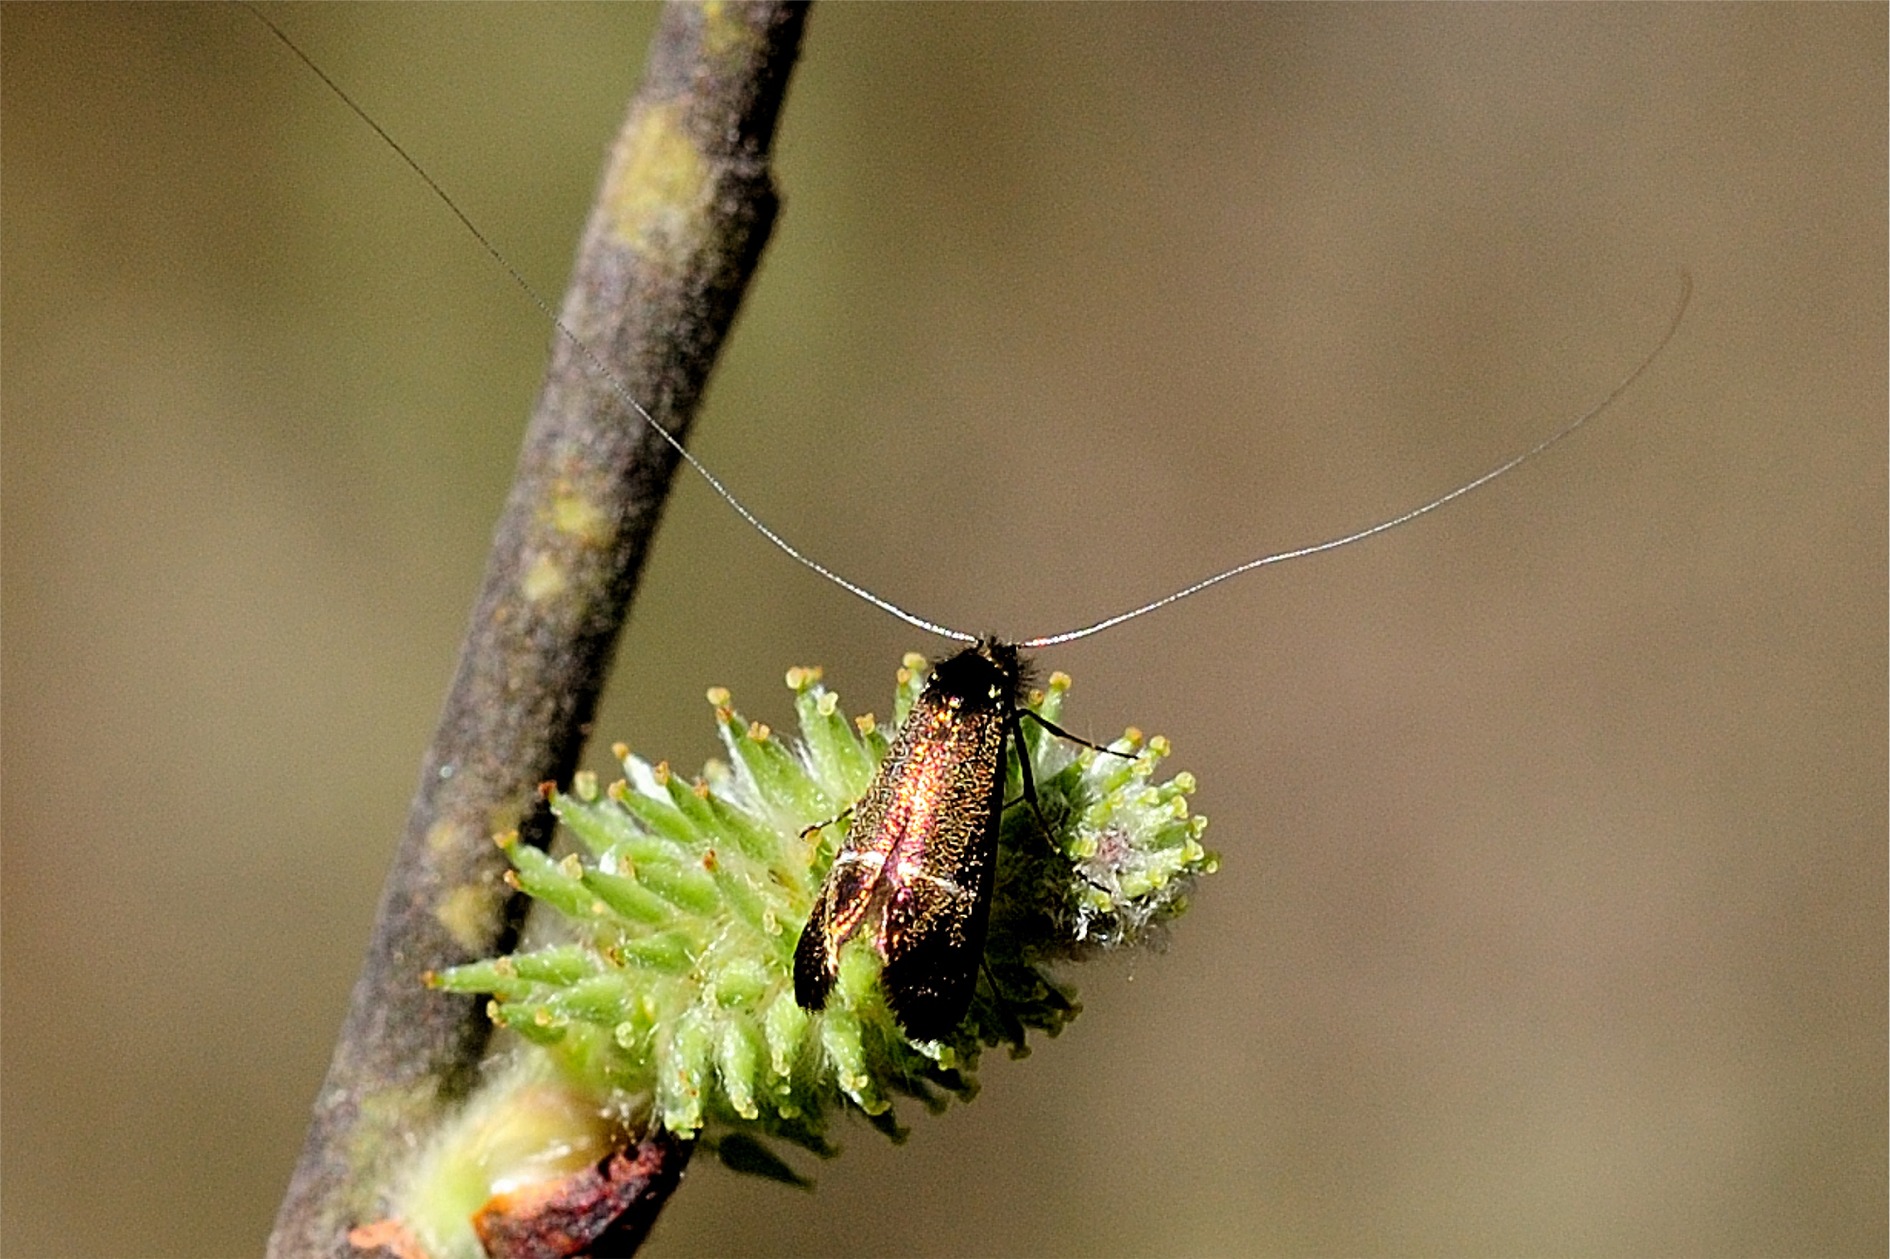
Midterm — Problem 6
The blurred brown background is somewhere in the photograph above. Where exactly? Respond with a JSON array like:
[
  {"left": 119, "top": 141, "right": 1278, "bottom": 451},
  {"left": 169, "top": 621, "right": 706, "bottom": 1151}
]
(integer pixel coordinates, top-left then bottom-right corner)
[{"left": 3, "top": 4, "right": 1883, "bottom": 1256}]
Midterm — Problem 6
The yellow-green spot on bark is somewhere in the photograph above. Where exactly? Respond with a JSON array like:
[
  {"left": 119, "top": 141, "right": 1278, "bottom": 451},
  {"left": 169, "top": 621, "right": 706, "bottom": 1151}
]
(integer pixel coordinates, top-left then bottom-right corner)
[
  {"left": 437, "top": 882, "right": 504, "bottom": 954},
  {"left": 699, "top": 1, "right": 760, "bottom": 60},
  {"left": 550, "top": 489, "right": 609, "bottom": 543},
  {"left": 607, "top": 104, "right": 710, "bottom": 257},
  {"left": 346, "top": 1079, "right": 441, "bottom": 1221},
  {"left": 522, "top": 553, "right": 566, "bottom": 602},
  {"left": 488, "top": 799, "right": 526, "bottom": 844},
  {"left": 426, "top": 817, "right": 465, "bottom": 856}
]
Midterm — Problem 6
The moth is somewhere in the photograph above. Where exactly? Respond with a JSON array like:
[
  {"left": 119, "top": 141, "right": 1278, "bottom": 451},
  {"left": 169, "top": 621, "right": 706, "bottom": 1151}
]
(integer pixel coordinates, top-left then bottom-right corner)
[
  {"left": 792, "top": 639, "right": 1041, "bottom": 1041},
  {"left": 252, "top": 9, "right": 1689, "bottom": 1044}
]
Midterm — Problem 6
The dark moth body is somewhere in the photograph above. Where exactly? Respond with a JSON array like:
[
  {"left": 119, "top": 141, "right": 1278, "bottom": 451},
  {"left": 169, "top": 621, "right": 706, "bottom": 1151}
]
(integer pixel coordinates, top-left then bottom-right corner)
[{"left": 794, "top": 641, "right": 1025, "bottom": 1041}]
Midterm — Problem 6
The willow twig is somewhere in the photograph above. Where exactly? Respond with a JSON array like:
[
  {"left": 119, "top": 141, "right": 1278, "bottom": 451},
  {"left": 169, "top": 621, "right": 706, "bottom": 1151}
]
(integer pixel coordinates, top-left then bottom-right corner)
[{"left": 267, "top": 5, "right": 809, "bottom": 1255}]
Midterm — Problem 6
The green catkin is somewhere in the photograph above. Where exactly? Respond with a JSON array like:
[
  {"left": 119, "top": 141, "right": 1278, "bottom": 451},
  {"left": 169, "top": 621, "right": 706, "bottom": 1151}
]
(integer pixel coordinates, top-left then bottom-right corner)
[{"left": 428, "top": 656, "right": 1216, "bottom": 1186}]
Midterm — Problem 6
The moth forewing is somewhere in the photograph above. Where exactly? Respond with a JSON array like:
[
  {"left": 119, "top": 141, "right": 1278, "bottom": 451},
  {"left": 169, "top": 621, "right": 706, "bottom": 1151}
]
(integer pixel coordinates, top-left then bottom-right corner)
[{"left": 793, "top": 641, "right": 1024, "bottom": 1041}]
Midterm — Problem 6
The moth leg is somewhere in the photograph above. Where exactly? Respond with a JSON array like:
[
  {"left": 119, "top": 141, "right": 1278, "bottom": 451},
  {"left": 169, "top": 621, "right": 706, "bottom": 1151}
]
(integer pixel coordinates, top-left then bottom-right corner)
[
  {"left": 1019, "top": 708, "right": 1136, "bottom": 759},
  {"left": 1007, "top": 709, "right": 1109, "bottom": 894},
  {"left": 1006, "top": 708, "right": 1059, "bottom": 841},
  {"left": 798, "top": 805, "right": 854, "bottom": 841}
]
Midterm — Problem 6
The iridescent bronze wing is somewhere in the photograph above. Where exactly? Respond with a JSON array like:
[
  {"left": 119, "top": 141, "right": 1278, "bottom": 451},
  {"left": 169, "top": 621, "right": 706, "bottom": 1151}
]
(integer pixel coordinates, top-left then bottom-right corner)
[{"left": 793, "top": 643, "right": 1019, "bottom": 1040}]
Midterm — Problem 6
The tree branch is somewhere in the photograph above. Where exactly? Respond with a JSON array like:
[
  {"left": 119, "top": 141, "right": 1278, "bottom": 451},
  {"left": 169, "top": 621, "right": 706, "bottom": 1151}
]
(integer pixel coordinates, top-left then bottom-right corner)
[{"left": 268, "top": 5, "right": 809, "bottom": 1255}]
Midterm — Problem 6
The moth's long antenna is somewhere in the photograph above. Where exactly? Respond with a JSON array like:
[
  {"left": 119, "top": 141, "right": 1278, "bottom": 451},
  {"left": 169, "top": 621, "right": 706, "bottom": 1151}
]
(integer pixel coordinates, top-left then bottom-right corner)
[
  {"left": 1020, "top": 271, "right": 1691, "bottom": 649},
  {"left": 254, "top": 6, "right": 1686, "bottom": 655},
  {"left": 245, "top": 5, "right": 979, "bottom": 646}
]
